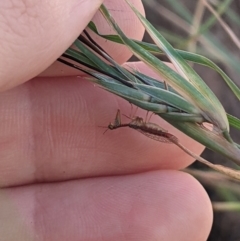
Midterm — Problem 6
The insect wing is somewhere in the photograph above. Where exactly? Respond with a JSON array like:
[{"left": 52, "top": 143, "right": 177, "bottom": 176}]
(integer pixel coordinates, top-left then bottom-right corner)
[{"left": 137, "top": 129, "right": 173, "bottom": 144}]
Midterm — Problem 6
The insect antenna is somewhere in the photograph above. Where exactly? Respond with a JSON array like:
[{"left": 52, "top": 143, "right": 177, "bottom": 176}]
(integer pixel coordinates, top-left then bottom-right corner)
[
  {"left": 103, "top": 128, "right": 109, "bottom": 135},
  {"left": 122, "top": 113, "right": 133, "bottom": 120},
  {"left": 98, "top": 125, "right": 110, "bottom": 134}
]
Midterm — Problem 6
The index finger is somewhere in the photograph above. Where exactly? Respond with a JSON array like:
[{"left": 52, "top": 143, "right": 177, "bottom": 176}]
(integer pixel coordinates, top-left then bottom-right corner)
[{"left": 0, "top": 62, "right": 205, "bottom": 187}]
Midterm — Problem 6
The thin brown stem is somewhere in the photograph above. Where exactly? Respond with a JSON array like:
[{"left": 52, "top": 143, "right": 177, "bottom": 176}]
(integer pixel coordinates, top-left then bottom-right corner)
[{"left": 107, "top": 110, "right": 240, "bottom": 181}]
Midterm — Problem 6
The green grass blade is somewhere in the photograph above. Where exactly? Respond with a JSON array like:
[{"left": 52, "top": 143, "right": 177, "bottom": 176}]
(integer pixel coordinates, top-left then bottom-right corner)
[
  {"left": 178, "top": 50, "right": 240, "bottom": 101},
  {"left": 60, "top": 4, "right": 240, "bottom": 166},
  {"left": 88, "top": 22, "right": 240, "bottom": 102},
  {"left": 133, "top": 84, "right": 201, "bottom": 115},
  {"left": 65, "top": 49, "right": 98, "bottom": 68},
  {"left": 74, "top": 40, "right": 118, "bottom": 76},
  {"left": 162, "top": 0, "right": 192, "bottom": 22},
  {"left": 227, "top": 114, "right": 240, "bottom": 131},
  {"left": 126, "top": 0, "right": 229, "bottom": 132},
  {"left": 61, "top": 46, "right": 240, "bottom": 164},
  {"left": 162, "top": 117, "right": 240, "bottom": 165},
  {"left": 99, "top": 5, "right": 206, "bottom": 107}
]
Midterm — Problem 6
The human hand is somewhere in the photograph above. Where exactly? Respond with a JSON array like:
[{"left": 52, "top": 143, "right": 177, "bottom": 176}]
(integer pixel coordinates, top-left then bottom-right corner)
[{"left": 0, "top": 0, "right": 212, "bottom": 240}]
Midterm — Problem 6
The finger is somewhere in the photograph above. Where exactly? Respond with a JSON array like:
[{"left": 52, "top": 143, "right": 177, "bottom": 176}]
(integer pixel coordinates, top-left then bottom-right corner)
[
  {"left": 41, "top": 0, "right": 145, "bottom": 77},
  {"left": 0, "top": 0, "right": 145, "bottom": 90},
  {"left": 0, "top": 0, "right": 103, "bottom": 91},
  {"left": 0, "top": 62, "right": 205, "bottom": 187},
  {"left": 0, "top": 171, "right": 213, "bottom": 241}
]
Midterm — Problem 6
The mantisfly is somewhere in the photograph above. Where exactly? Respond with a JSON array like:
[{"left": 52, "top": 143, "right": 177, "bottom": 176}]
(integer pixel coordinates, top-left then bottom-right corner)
[{"left": 105, "top": 109, "right": 240, "bottom": 180}]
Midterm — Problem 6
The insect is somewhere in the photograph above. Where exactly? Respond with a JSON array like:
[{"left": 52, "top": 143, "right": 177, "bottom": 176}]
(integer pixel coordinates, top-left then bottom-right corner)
[
  {"left": 106, "top": 109, "right": 240, "bottom": 180},
  {"left": 107, "top": 109, "right": 179, "bottom": 144}
]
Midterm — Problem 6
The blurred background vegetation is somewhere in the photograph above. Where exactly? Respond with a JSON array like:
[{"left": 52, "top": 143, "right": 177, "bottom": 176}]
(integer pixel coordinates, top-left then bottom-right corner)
[{"left": 141, "top": 0, "right": 240, "bottom": 240}]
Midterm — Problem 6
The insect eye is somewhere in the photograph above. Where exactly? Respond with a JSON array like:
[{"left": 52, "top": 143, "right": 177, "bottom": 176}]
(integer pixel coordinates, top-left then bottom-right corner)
[{"left": 108, "top": 124, "right": 113, "bottom": 130}]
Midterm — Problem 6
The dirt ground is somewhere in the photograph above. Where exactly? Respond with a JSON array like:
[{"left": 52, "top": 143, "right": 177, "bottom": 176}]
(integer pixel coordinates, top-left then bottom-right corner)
[{"left": 142, "top": 1, "right": 240, "bottom": 240}]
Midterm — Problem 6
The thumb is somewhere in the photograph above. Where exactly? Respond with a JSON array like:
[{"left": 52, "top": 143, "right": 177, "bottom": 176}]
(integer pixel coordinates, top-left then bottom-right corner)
[{"left": 0, "top": 0, "right": 103, "bottom": 91}]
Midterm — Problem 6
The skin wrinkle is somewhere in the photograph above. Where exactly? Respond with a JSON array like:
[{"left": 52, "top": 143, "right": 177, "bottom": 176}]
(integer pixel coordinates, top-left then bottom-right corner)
[
  {"left": 87, "top": 0, "right": 145, "bottom": 63},
  {"left": 3, "top": 1, "right": 39, "bottom": 38},
  {"left": 0, "top": 171, "right": 211, "bottom": 240},
  {"left": 0, "top": 85, "right": 36, "bottom": 187},
  {"left": 27, "top": 78, "right": 94, "bottom": 183},
  {"left": 0, "top": 1, "right": 105, "bottom": 91},
  {"left": 29, "top": 81, "right": 58, "bottom": 183}
]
